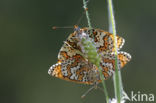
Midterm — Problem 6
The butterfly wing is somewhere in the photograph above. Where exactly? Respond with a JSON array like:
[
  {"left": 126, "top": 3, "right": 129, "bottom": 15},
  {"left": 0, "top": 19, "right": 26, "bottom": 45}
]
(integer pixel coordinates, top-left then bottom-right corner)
[
  {"left": 85, "top": 28, "right": 125, "bottom": 53},
  {"left": 58, "top": 31, "right": 83, "bottom": 61},
  {"left": 58, "top": 28, "right": 125, "bottom": 60},
  {"left": 100, "top": 51, "right": 131, "bottom": 80},
  {"left": 48, "top": 55, "right": 98, "bottom": 85}
]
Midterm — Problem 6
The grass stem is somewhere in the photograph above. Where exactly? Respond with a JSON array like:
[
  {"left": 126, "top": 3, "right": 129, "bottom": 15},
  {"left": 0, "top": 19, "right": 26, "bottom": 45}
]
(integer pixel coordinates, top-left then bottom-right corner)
[
  {"left": 107, "top": 0, "right": 123, "bottom": 102},
  {"left": 83, "top": 0, "right": 92, "bottom": 30}
]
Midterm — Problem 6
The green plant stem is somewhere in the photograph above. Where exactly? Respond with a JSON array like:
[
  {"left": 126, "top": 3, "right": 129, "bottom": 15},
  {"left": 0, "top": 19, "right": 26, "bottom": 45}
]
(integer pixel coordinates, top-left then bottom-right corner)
[
  {"left": 107, "top": 0, "right": 123, "bottom": 102},
  {"left": 83, "top": 0, "right": 92, "bottom": 30},
  {"left": 98, "top": 67, "right": 109, "bottom": 103},
  {"left": 82, "top": 0, "right": 109, "bottom": 103}
]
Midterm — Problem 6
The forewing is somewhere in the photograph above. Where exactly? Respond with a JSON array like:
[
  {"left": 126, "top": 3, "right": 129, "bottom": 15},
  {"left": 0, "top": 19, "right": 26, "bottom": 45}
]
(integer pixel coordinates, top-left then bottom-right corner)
[
  {"left": 58, "top": 32, "right": 83, "bottom": 61},
  {"left": 90, "top": 28, "right": 125, "bottom": 53}
]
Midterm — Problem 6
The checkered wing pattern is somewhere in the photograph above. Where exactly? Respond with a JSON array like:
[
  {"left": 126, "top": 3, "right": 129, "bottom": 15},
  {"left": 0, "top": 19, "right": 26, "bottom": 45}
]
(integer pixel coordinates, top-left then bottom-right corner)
[
  {"left": 100, "top": 51, "right": 131, "bottom": 80},
  {"left": 85, "top": 28, "right": 125, "bottom": 53},
  {"left": 48, "top": 27, "right": 131, "bottom": 85}
]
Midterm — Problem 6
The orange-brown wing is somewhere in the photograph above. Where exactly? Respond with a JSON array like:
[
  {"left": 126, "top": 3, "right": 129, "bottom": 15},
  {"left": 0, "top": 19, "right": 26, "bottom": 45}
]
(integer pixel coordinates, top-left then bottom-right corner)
[
  {"left": 58, "top": 40, "right": 84, "bottom": 61},
  {"left": 58, "top": 32, "right": 83, "bottom": 61},
  {"left": 86, "top": 28, "right": 125, "bottom": 53},
  {"left": 100, "top": 51, "right": 131, "bottom": 80},
  {"left": 48, "top": 54, "right": 96, "bottom": 85}
]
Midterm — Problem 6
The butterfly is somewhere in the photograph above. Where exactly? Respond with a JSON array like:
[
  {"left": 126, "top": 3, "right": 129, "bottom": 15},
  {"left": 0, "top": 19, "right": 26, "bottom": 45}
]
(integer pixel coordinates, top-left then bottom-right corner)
[{"left": 48, "top": 26, "right": 131, "bottom": 85}]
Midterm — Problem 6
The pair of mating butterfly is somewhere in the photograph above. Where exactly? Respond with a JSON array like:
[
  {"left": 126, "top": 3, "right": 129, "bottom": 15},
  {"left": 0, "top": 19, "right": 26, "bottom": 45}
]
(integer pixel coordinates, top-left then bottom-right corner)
[{"left": 48, "top": 26, "right": 131, "bottom": 86}]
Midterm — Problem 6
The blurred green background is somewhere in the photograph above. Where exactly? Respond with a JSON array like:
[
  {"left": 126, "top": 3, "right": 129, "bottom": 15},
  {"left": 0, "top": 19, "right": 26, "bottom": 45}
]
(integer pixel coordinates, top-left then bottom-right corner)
[{"left": 1, "top": 0, "right": 156, "bottom": 103}]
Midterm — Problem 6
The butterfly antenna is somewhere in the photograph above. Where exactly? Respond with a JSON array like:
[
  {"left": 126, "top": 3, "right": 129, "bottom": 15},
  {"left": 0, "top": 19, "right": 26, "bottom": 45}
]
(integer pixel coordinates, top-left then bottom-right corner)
[
  {"left": 81, "top": 86, "right": 104, "bottom": 98},
  {"left": 76, "top": 11, "right": 85, "bottom": 26},
  {"left": 52, "top": 0, "right": 91, "bottom": 30},
  {"left": 76, "top": 0, "right": 90, "bottom": 26},
  {"left": 97, "top": 86, "right": 104, "bottom": 92},
  {"left": 76, "top": 0, "right": 91, "bottom": 25},
  {"left": 81, "top": 86, "right": 94, "bottom": 99}
]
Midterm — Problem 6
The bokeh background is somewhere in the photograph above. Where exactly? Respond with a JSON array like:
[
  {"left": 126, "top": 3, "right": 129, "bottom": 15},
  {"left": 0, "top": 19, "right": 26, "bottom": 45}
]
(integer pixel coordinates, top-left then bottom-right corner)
[{"left": 1, "top": 0, "right": 156, "bottom": 103}]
